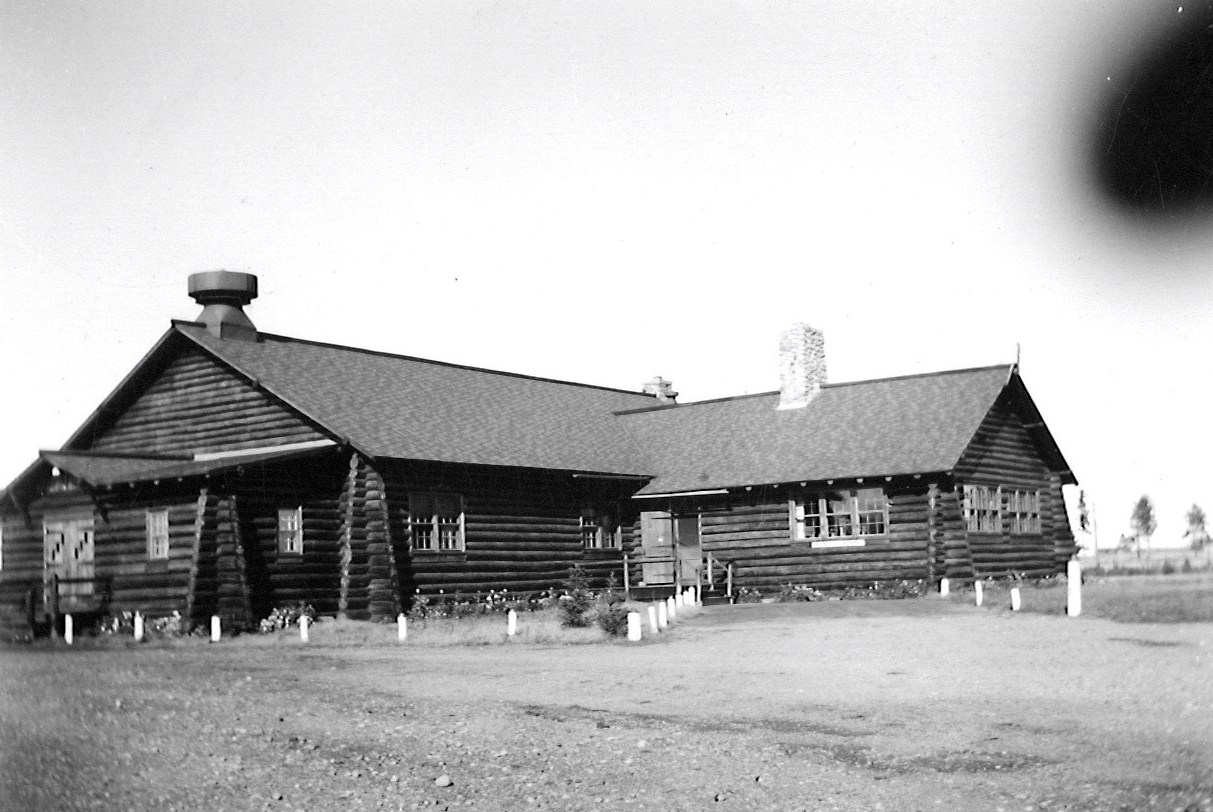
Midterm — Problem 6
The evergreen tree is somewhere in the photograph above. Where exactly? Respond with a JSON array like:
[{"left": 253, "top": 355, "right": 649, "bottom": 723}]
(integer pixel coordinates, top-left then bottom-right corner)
[
  {"left": 1129, "top": 495, "right": 1157, "bottom": 557},
  {"left": 1184, "top": 504, "right": 1209, "bottom": 552}
]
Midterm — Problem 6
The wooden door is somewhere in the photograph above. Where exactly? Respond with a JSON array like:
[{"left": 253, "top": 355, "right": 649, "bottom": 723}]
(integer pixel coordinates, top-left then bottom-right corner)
[
  {"left": 44, "top": 518, "right": 95, "bottom": 610},
  {"left": 674, "top": 514, "right": 702, "bottom": 587},
  {"left": 639, "top": 511, "right": 674, "bottom": 585}
]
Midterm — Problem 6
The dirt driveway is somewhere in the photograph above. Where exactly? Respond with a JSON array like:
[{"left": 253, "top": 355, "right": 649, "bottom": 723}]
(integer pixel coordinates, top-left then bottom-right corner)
[{"left": 2, "top": 599, "right": 1211, "bottom": 811}]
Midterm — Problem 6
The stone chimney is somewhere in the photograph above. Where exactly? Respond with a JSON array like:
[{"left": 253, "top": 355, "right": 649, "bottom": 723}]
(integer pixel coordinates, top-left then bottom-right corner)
[
  {"left": 188, "top": 271, "right": 258, "bottom": 342},
  {"left": 642, "top": 376, "right": 678, "bottom": 403},
  {"left": 778, "top": 323, "right": 826, "bottom": 409}
]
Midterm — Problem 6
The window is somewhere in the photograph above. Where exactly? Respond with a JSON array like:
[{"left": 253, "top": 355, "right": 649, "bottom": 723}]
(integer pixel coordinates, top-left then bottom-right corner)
[
  {"left": 963, "top": 485, "right": 1001, "bottom": 533},
  {"left": 1008, "top": 489, "right": 1041, "bottom": 534},
  {"left": 792, "top": 488, "right": 887, "bottom": 545},
  {"left": 408, "top": 493, "right": 464, "bottom": 552},
  {"left": 277, "top": 507, "right": 303, "bottom": 554},
  {"left": 580, "top": 509, "right": 620, "bottom": 549},
  {"left": 146, "top": 509, "right": 169, "bottom": 560}
]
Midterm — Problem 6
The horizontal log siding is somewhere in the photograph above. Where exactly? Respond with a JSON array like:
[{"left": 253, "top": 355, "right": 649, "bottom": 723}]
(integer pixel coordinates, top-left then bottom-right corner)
[
  {"left": 89, "top": 488, "right": 201, "bottom": 616},
  {"left": 0, "top": 512, "right": 45, "bottom": 609},
  {"left": 954, "top": 397, "right": 1074, "bottom": 579},
  {"left": 380, "top": 461, "right": 637, "bottom": 605},
  {"left": 84, "top": 348, "right": 326, "bottom": 456},
  {"left": 232, "top": 455, "right": 348, "bottom": 620},
  {"left": 699, "top": 482, "right": 934, "bottom": 591}
]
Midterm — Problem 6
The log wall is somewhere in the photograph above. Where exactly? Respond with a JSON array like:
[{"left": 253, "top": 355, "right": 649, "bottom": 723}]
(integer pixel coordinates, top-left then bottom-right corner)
[
  {"left": 379, "top": 460, "right": 637, "bottom": 605},
  {"left": 697, "top": 480, "right": 936, "bottom": 591},
  {"left": 84, "top": 348, "right": 327, "bottom": 456},
  {"left": 953, "top": 396, "right": 1075, "bottom": 579}
]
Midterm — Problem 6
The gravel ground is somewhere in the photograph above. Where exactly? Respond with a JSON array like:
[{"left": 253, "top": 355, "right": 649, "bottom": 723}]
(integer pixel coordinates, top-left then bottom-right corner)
[{"left": 1, "top": 598, "right": 1211, "bottom": 812}]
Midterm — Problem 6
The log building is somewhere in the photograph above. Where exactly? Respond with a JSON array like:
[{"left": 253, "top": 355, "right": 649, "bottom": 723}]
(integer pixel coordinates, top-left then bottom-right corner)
[{"left": 0, "top": 272, "right": 1076, "bottom": 629}]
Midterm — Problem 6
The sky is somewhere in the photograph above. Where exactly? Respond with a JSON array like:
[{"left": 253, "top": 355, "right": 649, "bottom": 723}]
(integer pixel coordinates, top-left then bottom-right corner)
[{"left": 1, "top": 1, "right": 1210, "bottom": 548}]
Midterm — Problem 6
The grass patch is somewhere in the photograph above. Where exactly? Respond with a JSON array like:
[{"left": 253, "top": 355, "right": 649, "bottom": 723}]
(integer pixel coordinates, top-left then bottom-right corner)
[{"left": 952, "top": 574, "right": 1213, "bottom": 623}]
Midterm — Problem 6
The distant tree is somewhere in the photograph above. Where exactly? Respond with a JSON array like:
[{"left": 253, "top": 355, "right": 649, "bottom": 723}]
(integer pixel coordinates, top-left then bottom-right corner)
[
  {"left": 1184, "top": 504, "right": 1209, "bottom": 552},
  {"left": 1129, "top": 495, "right": 1157, "bottom": 557}
]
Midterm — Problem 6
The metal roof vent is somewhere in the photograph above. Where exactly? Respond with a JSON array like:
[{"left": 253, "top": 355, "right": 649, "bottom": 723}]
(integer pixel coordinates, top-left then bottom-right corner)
[{"left": 187, "top": 271, "right": 258, "bottom": 341}]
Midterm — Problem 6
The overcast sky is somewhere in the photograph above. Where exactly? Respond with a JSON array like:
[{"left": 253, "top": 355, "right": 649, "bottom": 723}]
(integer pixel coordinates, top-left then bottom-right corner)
[{"left": 2, "top": 2, "right": 1210, "bottom": 547}]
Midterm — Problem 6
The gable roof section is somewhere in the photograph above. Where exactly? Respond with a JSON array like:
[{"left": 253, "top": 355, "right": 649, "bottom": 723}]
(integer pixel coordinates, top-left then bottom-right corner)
[
  {"left": 176, "top": 323, "right": 657, "bottom": 475},
  {"left": 622, "top": 365, "right": 1023, "bottom": 496}
]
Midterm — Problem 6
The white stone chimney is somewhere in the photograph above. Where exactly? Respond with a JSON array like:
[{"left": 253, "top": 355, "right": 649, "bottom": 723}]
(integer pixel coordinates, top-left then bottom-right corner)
[
  {"left": 778, "top": 323, "right": 826, "bottom": 409},
  {"left": 642, "top": 376, "right": 678, "bottom": 403}
]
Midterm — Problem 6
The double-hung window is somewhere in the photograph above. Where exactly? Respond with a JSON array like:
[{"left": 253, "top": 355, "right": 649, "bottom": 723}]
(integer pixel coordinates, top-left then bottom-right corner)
[
  {"left": 278, "top": 506, "right": 304, "bottom": 555},
  {"left": 146, "top": 509, "right": 170, "bottom": 560},
  {"left": 792, "top": 488, "right": 888, "bottom": 545},
  {"left": 963, "top": 485, "right": 1001, "bottom": 533},
  {"left": 1008, "top": 489, "right": 1041, "bottom": 534},
  {"left": 409, "top": 493, "right": 465, "bottom": 552},
  {"left": 580, "top": 509, "right": 620, "bottom": 549}
]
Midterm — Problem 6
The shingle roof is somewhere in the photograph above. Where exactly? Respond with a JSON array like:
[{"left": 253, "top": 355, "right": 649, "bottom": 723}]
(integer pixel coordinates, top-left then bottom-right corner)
[
  {"left": 41, "top": 446, "right": 330, "bottom": 488},
  {"left": 621, "top": 365, "right": 1016, "bottom": 495},
  {"left": 177, "top": 323, "right": 657, "bottom": 475}
]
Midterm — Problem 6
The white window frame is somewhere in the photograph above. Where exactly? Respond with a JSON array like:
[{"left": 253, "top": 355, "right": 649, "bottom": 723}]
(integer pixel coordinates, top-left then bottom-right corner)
[
  {"left": 408, "top": 493, "right": 465, "bottom": 552},
  {"left": 277, "top": 506, "right": 304, "bottom": 555},
  {"left": 146, "top": 509, "right": 170, "bottom": 560},
  {"left": 1008, "top": 489, "right": 1041, "bottom": 535},
  {"left": 791, "top": 487, "right": 888, "bottom": 547},
  {"left": 580, "top": 509, "right": 620, "bottom": 550},
  {"left": 963, "top": 485, "right": 1002, "bottom": 534}
]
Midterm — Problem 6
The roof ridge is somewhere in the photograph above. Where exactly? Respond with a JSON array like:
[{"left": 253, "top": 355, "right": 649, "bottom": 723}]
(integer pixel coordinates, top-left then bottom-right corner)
[
  {"left": 616, "top": 364, "right": 1013, "bottom": 415},
  {"left": 172, "top": 321, "right": 659, "bottom": 400}
]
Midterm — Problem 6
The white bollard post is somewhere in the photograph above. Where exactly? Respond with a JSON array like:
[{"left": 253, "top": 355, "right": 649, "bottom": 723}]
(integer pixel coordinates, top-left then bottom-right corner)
[
  {"left": 507, "top": 609, "right": 517, "bottom": 637},
  {"left": 939, "top": 577, "right": 950, "bottom": 597},
  {"left": 675, "top": 591, "right": 684, "bottom": 609},
  {"left": 657, "top": 601, "right": 668, "bottom": 629},
  {"left": 1010, "top": 587, "right": 1021, "bottom": 612},
  {"left": 627, "top": 612, "right": 642, "bottom": 642},
  {"left": 1066, "top": 559, "right": 1082, "bottom": 617},
  {"left": 299, "top": 615, "right": 309, "bottom": 643},
  {"left": 974, "top": 580, "right": 984, "bottom": 607},
  {"left": 134, "top": 612, "right": 144, "bottom": 642},
  {"left": 210, "top": 615, "right": 221, "bottom": 643},
  {"left": 667, "top": 596, "right": 677, "bottom": 622},
  {"left": 647, "top": 605, "right": 659, "bottom": 634},
  {"left": 64, "top": 614, "right": 73, "bottom": 646},
  {"left": 397, "top": 614, "right": 408, "bottom": 642}
]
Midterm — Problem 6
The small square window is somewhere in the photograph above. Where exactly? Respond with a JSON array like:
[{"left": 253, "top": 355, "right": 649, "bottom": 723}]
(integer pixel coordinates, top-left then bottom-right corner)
[
  {"left": 146, "top": 509, "right": 169, "bottom": 560},
  {"left": 408, "top": 493, "right": 465, "bottom": 552},
  {"left": 278, "top": 507, "right": 303, "bottom": 555},
  {"left": 580, "top": 509, "right": 619, "bottom": 549},
  {"left": 963, "top": 485, "right": 1002, "bottom": 533}
]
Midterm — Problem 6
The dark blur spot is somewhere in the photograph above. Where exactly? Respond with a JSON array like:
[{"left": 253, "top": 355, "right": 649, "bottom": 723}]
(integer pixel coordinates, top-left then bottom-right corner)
[{"left": 1093, "top": 8, "right": 1213, "bottom": 214}]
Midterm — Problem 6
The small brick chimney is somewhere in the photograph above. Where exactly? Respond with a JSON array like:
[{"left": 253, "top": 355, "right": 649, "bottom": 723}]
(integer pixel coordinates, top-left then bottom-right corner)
[
  {"left": 188, "top": 271, "right": 258, "bottom": 342},
  {"left": 642, "top": 376, "right": 678, "bottom": 403},
  {"left": 778, "top": 323, "right": 826, "bottom": 409}
]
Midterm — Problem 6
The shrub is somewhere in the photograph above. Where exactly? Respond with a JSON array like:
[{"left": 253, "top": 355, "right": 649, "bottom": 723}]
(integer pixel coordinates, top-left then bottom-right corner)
[
  {"left": 559, "top": 566, "right": 593, "bottom": 628},
  {"left": 776, "top": 583, "right": 824, "bottom": 602},
  {"left": 734, "top": 587, "right": 763, "bottom": 603},
  {"left": 1161, "top": 559, "right": 1176, "bottom": 575},
  {"left": 259, "top": 603, "right": 316, "bottom": 633}
]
